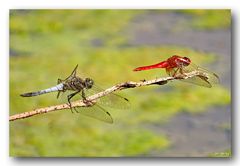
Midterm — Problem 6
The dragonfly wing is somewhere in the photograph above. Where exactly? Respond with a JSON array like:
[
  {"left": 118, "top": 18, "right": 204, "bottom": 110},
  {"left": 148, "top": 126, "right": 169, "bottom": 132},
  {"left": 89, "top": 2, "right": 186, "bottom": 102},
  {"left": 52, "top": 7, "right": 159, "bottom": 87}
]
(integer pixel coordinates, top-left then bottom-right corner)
[
  {"left": 86, "top": 85, "right": 130, "bottom": 109},
  {"left": 174, "top": 63, "right": 219, "bottom": 88},
  {"left": 193, "top": 65, "right": 220, "bottom": 85},
  {"left": 96, "top": 92, "right": 130, "bottom": 109},
  {"left": 180, "top": 75, "right": 212, "bottom": 88},
  {"left": 76, "top": 104, "right": 113, "bottom": 123}
]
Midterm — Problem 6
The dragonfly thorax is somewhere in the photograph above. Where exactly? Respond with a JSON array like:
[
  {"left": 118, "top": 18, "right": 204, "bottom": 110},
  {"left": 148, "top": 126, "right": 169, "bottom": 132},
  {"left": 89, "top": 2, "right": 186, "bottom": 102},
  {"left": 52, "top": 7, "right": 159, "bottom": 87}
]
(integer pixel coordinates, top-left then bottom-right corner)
[
  {"left": 174, "top": 56, "right": 191, "bottom": 67},
  {"left": 179, "top": 57, "right": 191, "bottom": 66},
  {"left": 61, "top": 73, "right": 94, "bottom": 92}
]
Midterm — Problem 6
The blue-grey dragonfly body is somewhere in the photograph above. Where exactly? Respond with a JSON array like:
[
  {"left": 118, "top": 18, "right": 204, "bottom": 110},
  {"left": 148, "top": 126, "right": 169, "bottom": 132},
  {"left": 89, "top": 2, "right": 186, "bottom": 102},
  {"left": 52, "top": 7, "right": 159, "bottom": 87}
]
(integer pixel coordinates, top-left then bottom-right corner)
[{"left": 20, "top": 83, "right": 64, "bottom": 97}]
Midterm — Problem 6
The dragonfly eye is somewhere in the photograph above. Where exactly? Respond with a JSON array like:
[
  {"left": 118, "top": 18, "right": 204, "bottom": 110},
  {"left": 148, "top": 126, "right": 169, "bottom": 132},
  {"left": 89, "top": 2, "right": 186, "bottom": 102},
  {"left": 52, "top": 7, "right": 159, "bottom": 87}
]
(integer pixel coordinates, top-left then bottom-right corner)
[
  {"left": 181, "top": 57, "right": 191, "bottom": 66},
  {"left": 85, "top": 78, "right": 94, "bottom": 89}
]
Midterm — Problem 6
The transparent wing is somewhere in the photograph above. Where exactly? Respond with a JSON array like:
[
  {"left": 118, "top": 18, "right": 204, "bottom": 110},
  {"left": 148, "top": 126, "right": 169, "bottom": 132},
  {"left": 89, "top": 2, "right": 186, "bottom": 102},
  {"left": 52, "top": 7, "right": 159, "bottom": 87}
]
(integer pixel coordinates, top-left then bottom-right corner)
[
  {"left": 191, "top": 64, "right": 219, "bottom": 84},
  {"left": 76, "top": 104, "right": 113, "bottom": 123},
  {"left": 179, "top": 74, "right": 213, "bottom": 88},
  {"left": 97, "top": 92, "right": 130, "bottom": 109},
  {"left": 85, "top": 85, "right": 130, "bottom": 110},
  {"left": 170, "top": 63, "right": 219, "bottom": 88}
]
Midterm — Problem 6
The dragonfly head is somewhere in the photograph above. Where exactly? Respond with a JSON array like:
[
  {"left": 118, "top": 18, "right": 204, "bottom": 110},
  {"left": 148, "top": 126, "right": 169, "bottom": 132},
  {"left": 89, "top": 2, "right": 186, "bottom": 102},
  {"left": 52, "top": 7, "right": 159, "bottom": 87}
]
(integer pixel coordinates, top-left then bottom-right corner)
[
  {"left": 84, "top": 78, "right": 94, "bottom": 89},
  {"left": 179, "top": 57, "right": 191, "bottom": 66}
]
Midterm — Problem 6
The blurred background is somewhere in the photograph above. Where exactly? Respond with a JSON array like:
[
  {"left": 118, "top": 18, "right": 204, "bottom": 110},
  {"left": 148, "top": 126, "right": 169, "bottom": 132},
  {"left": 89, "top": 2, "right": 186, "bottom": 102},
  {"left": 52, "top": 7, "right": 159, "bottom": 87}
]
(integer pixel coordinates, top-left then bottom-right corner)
[{"left": 10, "top": 9, "right": 231, "bottom": 157}]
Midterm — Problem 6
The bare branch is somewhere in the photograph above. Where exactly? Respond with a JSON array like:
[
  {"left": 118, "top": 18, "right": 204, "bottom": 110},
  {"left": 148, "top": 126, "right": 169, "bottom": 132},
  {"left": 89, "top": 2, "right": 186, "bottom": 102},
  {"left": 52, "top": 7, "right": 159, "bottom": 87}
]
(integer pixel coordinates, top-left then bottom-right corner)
[{"left": 9, "top": 71, "right": 201, "bottom": 121}]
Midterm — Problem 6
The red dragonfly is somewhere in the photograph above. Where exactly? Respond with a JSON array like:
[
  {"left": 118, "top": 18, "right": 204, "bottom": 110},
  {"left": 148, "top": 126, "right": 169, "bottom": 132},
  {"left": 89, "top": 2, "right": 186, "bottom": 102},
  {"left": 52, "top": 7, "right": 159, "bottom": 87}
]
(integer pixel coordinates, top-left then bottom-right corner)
[{"left": 133, "top": 55, "right": 219, "bottom": 88}]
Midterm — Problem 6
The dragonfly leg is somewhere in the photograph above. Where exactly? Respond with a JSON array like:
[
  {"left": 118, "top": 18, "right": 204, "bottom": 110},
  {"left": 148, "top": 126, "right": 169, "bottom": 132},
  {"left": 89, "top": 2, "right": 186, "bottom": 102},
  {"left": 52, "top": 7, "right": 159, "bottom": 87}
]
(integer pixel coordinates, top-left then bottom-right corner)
[
  {"left": 166, "top": 67, "right": 179, "bottom": 77},
  {"left": 56, "top": 79, "right": 63, "bottom": 99},
  {"left": 166, "top": 68, "right": 171, "bottom": 76},
  {"left": 81, "top": 90, "right": 89, "bottom": 103},
  {"left": 67, "top": 90, "right": 81, "bottom": 113},
  {"left": 179, "top": 67, "right": 184, "bottom": 75},
  {"left": 57, "top": 91, "right": 61, "bottom": 99},
  {"left": 82, "top": 90, "right": 87, "bottom": 100},
  {"left": 173, "top": 67, "right": 187, "bottom": 78},
  {"left": 172, "top": 68, "right": 180, "bottom": 77},
  {"left": 179, "top": 67, "right": 188, "bottom": 77},
  {"left": 81, "top": 90, "right": 94, "bottom": 106}
]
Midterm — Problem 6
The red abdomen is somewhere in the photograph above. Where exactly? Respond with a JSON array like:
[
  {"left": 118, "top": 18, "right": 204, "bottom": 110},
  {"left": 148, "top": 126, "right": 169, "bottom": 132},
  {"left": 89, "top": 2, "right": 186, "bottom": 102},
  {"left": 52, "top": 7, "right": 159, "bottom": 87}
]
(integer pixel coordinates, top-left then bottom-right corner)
[{"left": 133, "top": 61, "right": 169, "bottom": 71}]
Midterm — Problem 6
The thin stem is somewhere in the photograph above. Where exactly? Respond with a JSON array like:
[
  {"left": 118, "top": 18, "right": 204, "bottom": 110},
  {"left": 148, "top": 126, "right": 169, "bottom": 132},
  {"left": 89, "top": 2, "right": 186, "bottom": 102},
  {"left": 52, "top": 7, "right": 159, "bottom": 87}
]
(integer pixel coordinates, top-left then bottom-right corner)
[{"left": 9, "top": 71, "right": 200, "bottom": 121}]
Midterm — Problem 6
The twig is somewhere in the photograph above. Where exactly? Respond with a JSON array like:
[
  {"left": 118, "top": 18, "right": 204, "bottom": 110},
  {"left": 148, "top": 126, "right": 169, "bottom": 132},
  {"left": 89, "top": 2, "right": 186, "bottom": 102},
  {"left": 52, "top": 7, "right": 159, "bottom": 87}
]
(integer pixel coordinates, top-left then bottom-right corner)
[{"left": 9, "top": 70, "right": 201, "bottom": 121}]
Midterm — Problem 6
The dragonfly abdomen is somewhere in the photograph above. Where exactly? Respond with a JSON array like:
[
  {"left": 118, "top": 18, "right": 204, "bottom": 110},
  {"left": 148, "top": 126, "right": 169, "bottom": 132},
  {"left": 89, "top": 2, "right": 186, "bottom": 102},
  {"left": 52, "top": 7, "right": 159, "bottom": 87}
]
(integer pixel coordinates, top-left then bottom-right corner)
[{"left": 20, "top": 83, "right": 64, "bottom": 97}]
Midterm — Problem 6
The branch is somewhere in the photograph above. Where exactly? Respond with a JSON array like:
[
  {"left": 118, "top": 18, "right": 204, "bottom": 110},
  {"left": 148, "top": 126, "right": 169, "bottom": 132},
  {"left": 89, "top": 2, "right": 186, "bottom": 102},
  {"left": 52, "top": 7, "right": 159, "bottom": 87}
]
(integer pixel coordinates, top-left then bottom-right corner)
[{"left": 9, "top": 71, "right": 201, "bottom": 121}]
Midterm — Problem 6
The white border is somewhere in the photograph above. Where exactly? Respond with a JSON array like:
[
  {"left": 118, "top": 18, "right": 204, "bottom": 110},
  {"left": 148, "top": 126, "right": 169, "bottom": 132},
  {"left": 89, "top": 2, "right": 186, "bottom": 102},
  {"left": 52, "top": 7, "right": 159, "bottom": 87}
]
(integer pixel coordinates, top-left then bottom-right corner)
[
  {"left": 1, "top": 0, "right": 238, "bottom": 166},
  {"left": 4, "top": 0, "right": 238, "bottom": 8}
]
